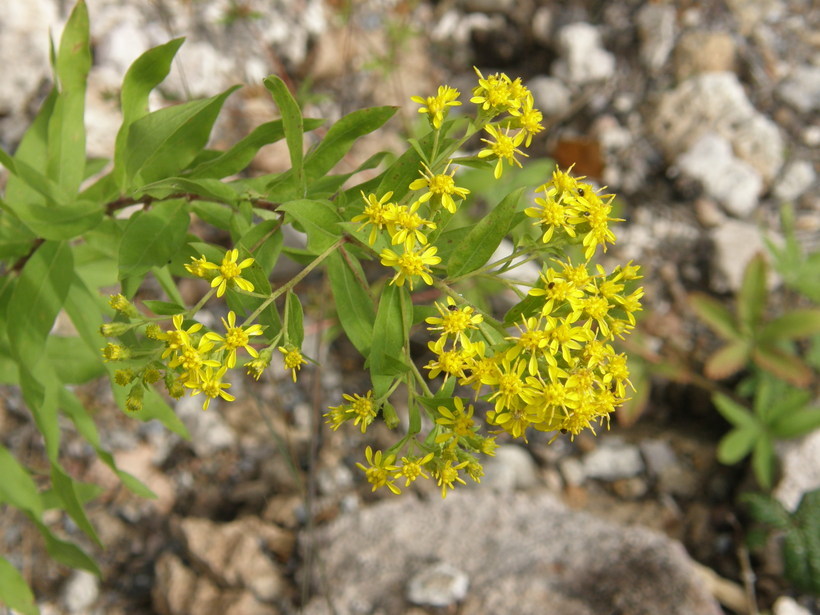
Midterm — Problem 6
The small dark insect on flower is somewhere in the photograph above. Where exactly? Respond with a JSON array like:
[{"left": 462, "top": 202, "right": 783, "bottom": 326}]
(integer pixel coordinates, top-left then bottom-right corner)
[
  {"left": 547, "top": 282, "right": 555, "bottom": 289},
  {"left": 560, "top": 428, "right": 568, "bottom": 434},
  {"left": 577, "top": 188, "right": 585, "bottom": 196},
  {"left": 447, "top": 304, "right": 459, "bottom": 311}
]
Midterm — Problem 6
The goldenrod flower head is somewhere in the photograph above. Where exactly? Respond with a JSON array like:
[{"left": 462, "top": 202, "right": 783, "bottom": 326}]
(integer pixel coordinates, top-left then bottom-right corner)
[
  {"left": 481, "top": 356, "right": 535, "bottom": 412},
  {"left": 396, "top": 452, "right": 434, "bottom": 486},
  {"left": 471, "top": 67, "right": 516, "bottom": 115},
  {"left": 125, "top": 384, "right": 144, "bottom": 413},
  {"left": 145, "top": 324, "right": 163, "bottom": 340},
  {"left": 356, "top": 446, "right": 401, "bottom": 495},
  {"left": 185, "top": 255, "right": 212, "bottom": 279},
  {"left": 278, "top": 345, "right": 308, "bottom": 382},
  {"left": 524, "top": 187, "right": 580, "bottom": 244},
  {"left": 477, "top": 124, "right": 528, "bottom": 179},
  {"left": 185, "top": 365, "right": 235, "bottom": 411},
  {"left": 435, "top": 397, "right": 476, "bottom": 440},
  {"left": 142, "top": 367, "right": 162, "bottom": 385},
  {"left": 508, "top": 91, "right": 544, "bottom": 146},
  {"left": 108, "top": 293, "right": 137, "bottom": 317},
  {"left": 352, "top": 191, "right": 394, "bottom": 245},
  {"left": 411, "top": 85, "right": 461, "bottom": 130},
  {"left": 114, "top": 369, "right": 135, "bottom": 386},
  {"left": 168, "top": 336, "right": 219, "bottom": 384},
  {"left": 329, "top": 390, "right": 377, "bottom": 433},
  {"left": 244, "top": 348, "right": 272, "bottom": 381},
  {"left": 424, "top": 337, "right": 475, "bottom": 381},
  {"left": 160, "top": 314, "right": 203, "bottom": 360},
  {"left": 102, "top": 343, "right": 130, "bottom": 362},
  {"left": 99, "top": 322, "right": 132, "bottom": 338},
  {"left": 408, "top": 161, "right": 470, "bottom": 214},
  {"left": 385, "top": 201, "right": 436, "bottom": 250},
  {"left": 204, "top": 311, "right": 264, "bottom": 369},
  {"left": 425, "top": 296, "right": 483, "bottom": 346},
  {"left": 200, "top": 249, "right": 255, "bottom": 297},
  {"left": 379, "top": 245, "right": 441, "bottom": 290},
  {"left": 434, "top": 459, "right": 468, "bottom": 498}
]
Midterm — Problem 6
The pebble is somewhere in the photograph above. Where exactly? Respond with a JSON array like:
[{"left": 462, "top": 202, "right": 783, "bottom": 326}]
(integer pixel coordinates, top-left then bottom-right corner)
[
  {"left": 709, "top": 220, "right": 773, "bottom": 292},
  {"left": 582, "top": 441, "right": 645, "bottom": 481},
  {"left": 175, "top": 394, "right": 237, "bottom": 457},
  {"left": 406, "top": 561, "right": 469, "bottom": 607},
  {"left": 775, "top": 429, "right": 820, "bottom": 512},
  {"left": 553, "top": 22, "right": 616, "bottom": 85},
  {"left": 674, "top": 31, "right": 737, "bottom": 80},
  {"left": 773, "top": 596, "right": 813, "bottom": 615},
  {"left": 636, "top": 4, "right": 677, "bottom": 72},
  {"left": 62, "top": 570, "right": 100, "bottom": 614},
  {"left": 482, "top": 444, "right": 539, "bottom": 492},
  {"left": 777, "top": 65, "right": 820, "bottom": 114},
  {"left": 772, "top": 159, "right": 816, "bottom": 203},
  {"left": 528, "top": 76, "right": 572, "bottom": 118}
]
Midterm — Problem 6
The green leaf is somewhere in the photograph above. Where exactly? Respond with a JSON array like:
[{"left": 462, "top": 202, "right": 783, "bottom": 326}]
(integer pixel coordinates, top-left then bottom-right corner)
[
  {"left": 369, "top": 283, "right": 408, "bottom": 398},
  {"left": 304, "top": 106, "right": 397, "bottom": 181},
  {"left": 50, "top": 463, "right": 101, "bottom": 547},
  {"left": 759, "top": 309, "right": 820, "bottom": 342},
  {"left": 114, "top": 38, "right": 185, "bottom": 188},
  {"left": 235, "top": 219, "right": 283, "bottom": 273},
  {"left": 688, "top": 292, "right": 742, "bottom": 341},
  {"left": 47, "top": 0, "right": 91, "bottom": 196},
  {"left": 771, "top": 408, "right": 820, "bottom": 439},
  {"left": 142, "top": 300, "right": 186, "bottom": 316},
  {"left": 264, "top": 76, "right": 305, "bottom": 196},
  {"left": 279, "top": 199, "right": 343, "bottom": 254},
  {"left": 0, "top": 556, "right": 38, "bottom": 615},
  {"left": 137, "top": 177, "right": 240, "bottom": 206},
  {"left": 285, "top": 291, "right": 305, "bottom": 348},
  {"left": 0, "top": 445, "right": 44, "bottom": 518},
  {"left": 47, "top": 335, "right": 106, "bottom": 384},
  {"left": 31, "top": 518, "right": 100, "bottom": 576},
  {"left": 375, "top": 138, "right": 425, "bottom": 203},
  {"left": 189, "top": 118, "right": 324, "bottom": 179},
  {"left": 118, "top": 199, "right": 190, "bottom": 279},
  {"left": 717, "top": 426, "right": 758, "bottom": 464},
  {"left": 738, "top": 253, "right": 768, "bottom": 334},
  {"left": 753, "top": 344, "right": 813, "bottom": 388},
  {"left": 741, "top": 492, "right": 791, "bottom": 530},
  {"left": 123, "top": 86, "right": 240, "bottom": 187},
  {"left": 752, "top": 436, "right": 776, "bottom": 489},
  {"left": 704, "top": 340, "right": 750, "bottom": 380},
  {"left": 713, "top": 393, "right": 757, "bottom": 428},
  {"left": 327, "top": 250, "right": 375, "bottom": 354},
  {"left": 14, "top": 199, "right": 103, "bottom": 240},
  {"left": 6, "top": 241, "right": 73, "bottom": 372},
  {"left": 0, "top": 149, "right": 69, "bottom": 205},
  {"left": 447, "top": 187, "right": 526, "bottom": 279}
]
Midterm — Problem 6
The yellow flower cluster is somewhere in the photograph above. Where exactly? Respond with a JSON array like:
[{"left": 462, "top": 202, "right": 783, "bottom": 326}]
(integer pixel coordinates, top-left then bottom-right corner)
[{"left": 101, "top": 251, "right": 310, "bottom": 411}]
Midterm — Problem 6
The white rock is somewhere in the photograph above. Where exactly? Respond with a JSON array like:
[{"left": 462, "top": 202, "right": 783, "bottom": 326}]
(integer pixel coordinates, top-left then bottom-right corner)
[
  {"left": 558, "top": 457, "right": 587, "bottom": 486},
  {"left": 676, "top": 133, "right": 762, "bottom": 218},
  {"left": 775, "top": 429, "right": 820, "bottom": 512},
  {"left": 709, "top": 220, "right": 769, "bottom": 292},
  {"left": 652, "top": 73, "right": 784, "bottom": 184},
  {"left": 62, "top": 570, "right": 99, "bottom": 613},
  {"left": 406, "top": 562, "right": 469, "bottom": 607},
  {"left": 482, "top": 444, "right": 539, "bottom": 492},
  {"left": 772, "top": 159, "right": 816, "bottom": 203},
  {"left": 175, "top": 394, "right": 237, "bottom": 457},
  {"left": 777, "top": 65, "right": 820, "bottom": 113},
  {"left": 773, "top": 595, "right": 813, "bottom": 615},
  {"left": 553, "top": 22, "right": 616, "bottom": 85},
  {"left": 583, "top": 441, "right": 645, "bottom": 480},
  {"left": 636, "top": 4, "right": 677, "bottom": 72},
  {"left": 528, "top": 76, "right": 571, "bottom": 117},
  {"left": 93, "top": 7, "right": 150, "bottom": 76}
]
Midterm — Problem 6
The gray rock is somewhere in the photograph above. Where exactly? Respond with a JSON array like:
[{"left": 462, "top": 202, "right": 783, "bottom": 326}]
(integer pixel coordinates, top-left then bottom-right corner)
[
  {"left": 777, "top": 65, "right": 820, "bottom": 113},
  {"left": 300, "top": 491, "right": 722, "bottom": 615},
  {"left": 709, "top": 220, "right": 770, "bottom": 292},
  {"left": 62, "top": 570, "right": 100, "bottom": 613},
  {"left": 775, "top": 429, "right": 820, "bottom": 512},
  {"left": 406, "top": 561, "right": 469, "bottom": 607},
  {"left": 676, "top": 133, "right": 762, "bottom": 218},
  {"left": 773, "top": 596, "right": 813, "bottom": 615},
  {"left": 772, "top": 159, "right": 816, "bottom": 203},
  {"left": 559, "top": 457, "right": 587, "bottom": 487},
  {"left": 481, "top": 444, "right": 539, "bottom": 492},
  {"left": 528, "top": 75, "right": 572, "bottom": 118},
  {"left": 553, "top": 23, "right": 616, "bottom": 85},
  {"left": 652, "top": 73, "right": 784, "bottom": 184},
  {"left": 583, "top": 441, "right": 645, "bottom": 480},
  {"left": 640, "top": 439, "right": 678, "bottom": 478},
  {"left": 175, "top": 394, "right": 237, "bottom": 457},
  {"left": 674, "top": 31, "right": 737, "bottom": 80},
  {"left": 636, "top": 4, "right": 677, "bottom": 72}
]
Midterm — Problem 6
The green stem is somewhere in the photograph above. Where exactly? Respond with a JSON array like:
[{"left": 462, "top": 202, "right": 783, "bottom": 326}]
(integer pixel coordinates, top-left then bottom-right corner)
[{"left": 241, "top": 236, "right": 347, "bottom": 328}]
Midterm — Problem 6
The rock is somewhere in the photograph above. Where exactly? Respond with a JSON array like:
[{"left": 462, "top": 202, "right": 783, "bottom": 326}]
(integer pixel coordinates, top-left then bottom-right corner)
[
  {"left": 528, "top": 76, "right": 572, "bottom": 118},
  {"left": 772, "top": 159, "right": 816, "bottom": 203},
  {"left": 636, "top": 4, "right": 677, "bottom": 73},
  {"left": 774, "top": 429, "right": 820, "bottom": 512},
  {"left": 709, "top": 220, "right": 770, "bottom": 292},
  {"left": 406, "top": 561, "right": 469, "bottom": 607},
  {"left": 553, "top": 23, "right": 616, "bottom": 85},
  {"left": 176, "top": 516, "right": 292, "bottom": 601},
  {"left": 559, "top": 457, "right": 587, "bottom": 487},
  {"left": 777, "top": 65, "right": 820, "bottom": 113},
  {"left": 652, "top": 73, "right": 784, "bottom": 184},
  {"left": 300, "top": 491, "right": 722, "bottom": 615},
  {"left": 175, "top": 394, "right": 237, "bottom": 457},
  {"left": 674, "top": 31, "right": 737, "bottom": 80},
  {"left": 62, "top": 570, "right": 99, "bottom": 613},
  {"left": 481, "top": 444, "right": 539, "bottom": 492},
  {"left": 640, "top": 439, "right": 678, "bottom": 478},
  {"left": 773, "top": 596, "right": 813, "bottom": 615},
  {"left": 582, "top": 441, "right": 645, "bottom": 480},
  {"left": 675, "top": 133, "right": 763, "bottom": 218}
]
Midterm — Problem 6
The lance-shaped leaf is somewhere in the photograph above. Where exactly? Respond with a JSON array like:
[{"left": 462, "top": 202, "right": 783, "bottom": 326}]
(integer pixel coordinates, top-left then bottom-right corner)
[
  {"left": 704, "top": 340, "right": 750, "bottom": 380},
  {"left": 737, "top": 253, "right": 768, "bottom": 335},
  {"left": 369, "top": 283, "right": 408, "bottom": 399},
  {"left": 759, "top": 309, "right": 820, "bottom": 343},
  {"left": 689, "top": 292, "right": 742, "bottom": 341},
  {"left": 118, "top": 199, "right": 190, "bottom": 280},
  {"left": 753, "top": 344, "right": 813, "bottom": 388},
  {"left": 264, "top": 76, "right": 305, "bottom": 196},
  {"left": 328, "top": 250, "right": 375, "bottom": 355},
  {"left": 285, "top": 291, "right": 305, "bottom": 348},
  {"left": 0, "top": 556, "right": 38, "bottom": 615}
]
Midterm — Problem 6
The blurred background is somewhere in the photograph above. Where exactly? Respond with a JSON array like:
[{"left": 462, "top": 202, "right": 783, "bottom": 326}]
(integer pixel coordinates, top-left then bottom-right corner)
[{"left": 0, "top": 1, "right": 818, "bottom": 614}]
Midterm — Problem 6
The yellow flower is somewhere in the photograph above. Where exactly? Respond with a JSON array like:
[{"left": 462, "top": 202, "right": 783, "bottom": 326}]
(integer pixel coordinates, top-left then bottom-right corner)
[
  {"left": 508, "top": 91, "right": 544, "bottom": 146},
  {"left": 435, "top": 397, "right": 477, "bottom": 441},
  {"left": 434, "top": 459, "right": 468, "bottom": 498},
  {"left": 384, "top": 201, "right": 436, "bottom": 250},
  {"left": 356, "top": 446, "right": 401, "bottom": 495},
  {"left": 278, "top": 345, "right": 308, "bottom": 382},
  {"left": 203, "top": 310, "right": 264, "bottom": 369},
  {"left": 328, "top": 391, "right": 377, "bottom": 433},
  {"left": 185, "top": 366, "right": 235, "bottom": 411},
  {"left": 352, "top": 191, "right": 394, "bottom": 245},
  {"left": 395, "top": 452, "right": 434, "bottom": 487},
  {"left": 200, "top": 249, "right": 255, "bottom": 297},
  {"left": 470, "top": 67, "right": 516, "bottom": 114},
  {"left": 185, "top": 255, "right": 211, "bottom": 279},
  {"left": 408, "top": 161, "right": 470, "bottom": 214},
  {"left": 379, "top": 245, "right": 441, "bottom": 290},
  {"left": 411, "top": 85, "right": 461, "bottom": 130},
  {"left": 244, "top": 348, "right": 272, "bottom": 381},
  {"left": 424, "top": 337, "right": 475, "bottom": 381},
  {"left": 168, "top": 336, "right": 220, "bottom": 384},
  {"left": 477, "top": 124, "right": 528, "bottom": 179},
  {"left": 425, "top": 296, "right": 483, "bottom": 346}
]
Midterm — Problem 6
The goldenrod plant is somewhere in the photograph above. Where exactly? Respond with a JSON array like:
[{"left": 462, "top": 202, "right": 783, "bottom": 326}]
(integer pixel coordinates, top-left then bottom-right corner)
[{"left": 0, "top": 2, "right": 642, "bottom": 610}]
